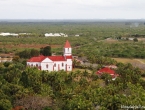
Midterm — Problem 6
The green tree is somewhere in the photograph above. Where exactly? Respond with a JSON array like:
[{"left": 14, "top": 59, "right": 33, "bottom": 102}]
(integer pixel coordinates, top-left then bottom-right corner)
[
  {"left": 133, "top": 38, "right": 138, "bottom": 42},
  {"left": 40, "top": 46, "right": 52, "bottom": 56},
  {"left": 17, "top": 49, "right": 31, "bottom": 58},
  {"left": 0, "top": 99, "right": 12, "bottom": 110},
  {"left": 30, "top": 49, "right": 39, "bottom": 57},
  {"left": 12, "top": 55, "right": 20, "bottom": 62}
]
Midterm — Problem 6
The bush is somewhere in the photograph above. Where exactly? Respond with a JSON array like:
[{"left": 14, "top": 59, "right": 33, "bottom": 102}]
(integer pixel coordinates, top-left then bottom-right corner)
[
  {"left": 133, "top": 38, "right": 138, "bottom": 42},
  {"left": 0, "top": 99, "right": 12, "bottom": 110}
]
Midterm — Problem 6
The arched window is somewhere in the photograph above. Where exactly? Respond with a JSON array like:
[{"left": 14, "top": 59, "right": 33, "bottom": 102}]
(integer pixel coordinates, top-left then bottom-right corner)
[
  {"left": 31, "top": 64, "right": 33, "bottom": 67},
  {"left": 62, "top": 63, "right": 64, "bottom": 67},
  {"left": 54, "top": 63, "right": 56, "bottom": 67},
  {"left": 36, "top": 64, "right": 38, "bottom": 67}
]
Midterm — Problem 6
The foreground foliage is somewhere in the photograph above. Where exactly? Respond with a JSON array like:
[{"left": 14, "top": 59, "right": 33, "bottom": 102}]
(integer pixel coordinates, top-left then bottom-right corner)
[{"left": 0, "top": 61, "right": 145, "bottom": 110}]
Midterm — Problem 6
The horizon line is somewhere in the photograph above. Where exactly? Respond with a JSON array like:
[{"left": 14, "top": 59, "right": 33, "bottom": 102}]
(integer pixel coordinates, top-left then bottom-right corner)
[{"left": 0, "top": 19, "right": 145, "bottom": 22}]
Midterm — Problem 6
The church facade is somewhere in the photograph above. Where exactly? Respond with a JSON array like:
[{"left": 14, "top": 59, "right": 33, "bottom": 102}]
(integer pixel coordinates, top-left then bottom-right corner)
[{"left": 27, "top": 40, "right": 72, "bottom": 71}]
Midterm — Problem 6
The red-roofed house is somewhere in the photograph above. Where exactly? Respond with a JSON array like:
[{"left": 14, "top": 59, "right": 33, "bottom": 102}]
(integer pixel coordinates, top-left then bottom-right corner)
[
  {"left": 27, "top": 40, "right": 72, "bottom": 71},
  {"left": 96, "top": 67, "right": 118, "bottom": 79}
]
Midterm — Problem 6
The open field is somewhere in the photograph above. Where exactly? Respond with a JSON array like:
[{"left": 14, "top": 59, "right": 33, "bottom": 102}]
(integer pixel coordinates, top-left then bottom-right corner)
[
  {"left": 0, "top": 43, "right": 62, "bottom": 53},
  {"left": 113, "top": 58, "right": 145, "bottom": 70},
  {"left": 113, "top": 58, "right": 145, "bottom": 64},
  {"left": 0, "top": 43, "right": 61, "bottom": 49}
]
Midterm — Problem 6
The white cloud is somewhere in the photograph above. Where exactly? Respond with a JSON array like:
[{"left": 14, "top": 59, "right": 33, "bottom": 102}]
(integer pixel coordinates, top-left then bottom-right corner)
[{"left": 0, "top": 0, "right": 145, "bottom": 19}]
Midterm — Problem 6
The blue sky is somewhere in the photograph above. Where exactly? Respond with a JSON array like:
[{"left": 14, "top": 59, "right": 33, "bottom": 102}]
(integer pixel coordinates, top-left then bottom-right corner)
[{"left": 0, "top": 0, "right": 145, "bottom": 19}]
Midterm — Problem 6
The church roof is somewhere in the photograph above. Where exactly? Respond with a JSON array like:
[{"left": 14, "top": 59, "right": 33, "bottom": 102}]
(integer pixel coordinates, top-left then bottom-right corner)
[
  {"left": 65, "top": 55, "right": 72, "bottom": 59},
  {"left": 48, "top": 56, "right": 66, "bottom": 61},
  {"left": 27, "top": 55, "right": 45, "bottom": 62},
  {"left": 27, "top": 55, "right": 72, "bottom": 62},
  {"left": 64, "top": 40, "right": 71, "bottom": 48}
]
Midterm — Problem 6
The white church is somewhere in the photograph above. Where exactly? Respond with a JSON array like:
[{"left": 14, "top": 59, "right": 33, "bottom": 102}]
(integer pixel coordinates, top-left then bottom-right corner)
[{"left": 27, "top": 40, "right": 72, "bottom": 71}]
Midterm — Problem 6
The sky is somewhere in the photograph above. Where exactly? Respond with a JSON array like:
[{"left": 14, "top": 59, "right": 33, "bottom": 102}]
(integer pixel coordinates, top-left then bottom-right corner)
[{"left": 0, "top": 0, "right": 145, "bottom": 19}]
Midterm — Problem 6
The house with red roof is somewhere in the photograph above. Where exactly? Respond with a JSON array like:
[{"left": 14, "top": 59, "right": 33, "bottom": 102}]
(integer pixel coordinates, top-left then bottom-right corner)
[
  {"left": 27, "top": 40, "right": 72, "bottom": 71},
  {"left": 96, "top": 67, "right": 118, "bottom": 80}
]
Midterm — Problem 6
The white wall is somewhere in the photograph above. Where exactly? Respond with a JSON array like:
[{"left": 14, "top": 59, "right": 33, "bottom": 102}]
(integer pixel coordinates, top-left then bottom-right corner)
[
  {"left": 40, "top": 61, "right": 67, "bottom": 71},
  {"left": 66, "top": 59, "right": 72, "bottom": 71},
  {"left": 53, "top": 61, "right": 67, "bottom": 71},
  {"left": 41, "top": 58, "right": 53, "bottom": 71},
  {"left": 41, "top": 62, "right": 54, "bottom": 71},
  {"left": 64, "top": 48, "right": 72, "bottom": 56}
]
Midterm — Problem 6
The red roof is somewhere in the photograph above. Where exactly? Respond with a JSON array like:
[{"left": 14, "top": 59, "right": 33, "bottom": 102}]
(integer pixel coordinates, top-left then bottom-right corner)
[
  {"left": 27, "top": 55, "right": 72, "bottom": 62},
  {"left": 64, "top": 40, "right": 71, "bottom": 48},
  {"left": 96, "top": 67, "right": 117, "bottom": 78},
  {"left": 48, "top": 56, "right": 66, "bottom": 61},
  {"left": 27, "top": 55, "right": 45, "bottom": 62},
  {"left": 65, "top": 55, "right": 72, "bottom": 59}
]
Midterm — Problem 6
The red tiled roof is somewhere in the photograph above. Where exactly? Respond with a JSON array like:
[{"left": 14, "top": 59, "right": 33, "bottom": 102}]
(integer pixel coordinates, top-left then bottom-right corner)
[
  {"left": 27, "top": 55, "right": 45, "bottom": 62},
  {"left": 96, "top": 67, "right": 117, "bottom": 78},
  {"left": 48, "top": 56, "right": 66, "bottom": 61},
  {"left": 64, "top": 40, "right": 71, "bottom": 48},
  {"left": 65, "top": 55, "right": 72, "bottom": 59},
  {"left": 27, "top": 55, "right": 72, "bottom": 62}
]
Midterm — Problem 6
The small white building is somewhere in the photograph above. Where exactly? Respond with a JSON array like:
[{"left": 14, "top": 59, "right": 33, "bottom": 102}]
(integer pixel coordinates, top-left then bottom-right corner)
[
  {"left": 27, "top": 40, "right": 72, "bottom": 71},
  {"left": 45, "top": 33, "right": 68, "bottom": 37},
  {"left": 75, "top": 35, "right": 79, "bottom": 37},
  {"left": 0, "top": 32, "right": 18, "bottom": 36}
]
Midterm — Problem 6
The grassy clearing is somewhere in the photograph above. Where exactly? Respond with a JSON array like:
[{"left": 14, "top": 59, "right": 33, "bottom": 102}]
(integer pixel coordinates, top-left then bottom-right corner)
[
  {"left": 0, "top": 44, "right": 61, "bottom": 49},
  {"left": 142, "top": 77, "right": 145, "bottom": 81},
  {"left": 113, "top": 58, "right": 145, "bottom": 64},
  {"left": 136, "top": 59, "right": 145, "bottom": 63},
  {"left": 113, "top": 58, "right": 138, "bottom": 64}
]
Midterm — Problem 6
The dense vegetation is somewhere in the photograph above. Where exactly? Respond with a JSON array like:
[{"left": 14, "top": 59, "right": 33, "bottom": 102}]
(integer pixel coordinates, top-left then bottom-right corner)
[
  {"left": 1, "top": 36, "right": 145, "bottom": 59},
  {"left": 0, "top": 61, "right": 145, "bottom": 110},
  {"left": 0, "top": 21, "right": 145, "bottom": 109},
  {"left": 0, "top": 21, "right": 145, "bottom": 37},
  {"left": 1, "top": 21, "right": 145, "bottom": 59}
]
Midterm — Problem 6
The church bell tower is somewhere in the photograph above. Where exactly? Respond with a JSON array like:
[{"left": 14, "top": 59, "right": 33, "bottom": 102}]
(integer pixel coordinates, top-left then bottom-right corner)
[{"left": 63, "top": 40, "right": 72, "bottom": 56}]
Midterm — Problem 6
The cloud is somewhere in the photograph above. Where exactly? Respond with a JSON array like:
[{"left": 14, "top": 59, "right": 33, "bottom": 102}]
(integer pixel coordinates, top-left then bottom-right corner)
[
  {"left": 0, "top": 0, "right": 144, "bottom": 9},
  {"left": 0, "top": 0, "right": 145, "bottom": 19}
]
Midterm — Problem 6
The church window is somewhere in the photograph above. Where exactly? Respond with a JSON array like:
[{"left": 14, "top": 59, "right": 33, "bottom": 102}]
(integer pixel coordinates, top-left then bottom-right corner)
[
  {"left": 54, "top": 63, "right": 56, "bottom": 67},
  {"left": 31, "top": 64, "right": 33, "bottom": 67},
  {"left": 36, "top": 64, "right": 38, "bottom": 67},
  {"left": 62, "top": 63, "right": 64, "bottom": 67},
  {"left": 46, "top": 64, "right": 48, "bottom": 68}
]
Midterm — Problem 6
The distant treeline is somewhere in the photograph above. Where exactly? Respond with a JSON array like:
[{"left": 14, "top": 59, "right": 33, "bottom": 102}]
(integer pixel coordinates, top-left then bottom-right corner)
[
  {"left": 0, "top": 22, "right": 145, "bottom": 37},
  {"left": 131, "top": 34, "right": 145, "bottom": 37}
]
